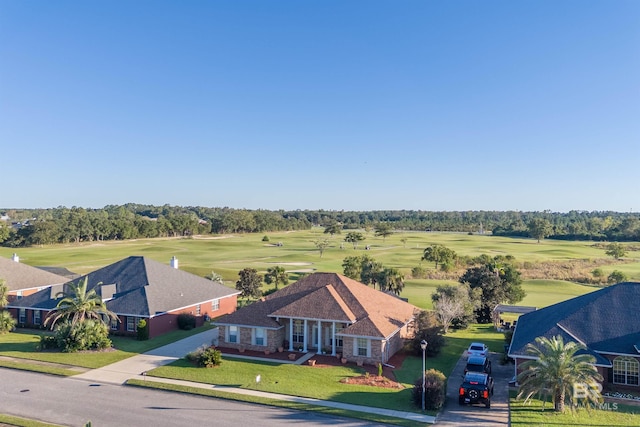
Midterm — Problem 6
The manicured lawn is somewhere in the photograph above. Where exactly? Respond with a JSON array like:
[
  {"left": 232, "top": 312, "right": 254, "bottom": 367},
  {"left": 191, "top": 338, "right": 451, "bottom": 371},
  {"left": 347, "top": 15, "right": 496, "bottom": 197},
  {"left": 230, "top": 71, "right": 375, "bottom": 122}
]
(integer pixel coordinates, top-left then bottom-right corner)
[
  {"left": 149, "top": 357, "right": 429, "bottom": 414},
  {"left": 126, "top": 379, "right": 425, "bottom": 427},
  {"left": 0, "top": 325, "right": 213, "bottom": 369},
  {"left": 510, "top": 391, "right": 640, "bottom": 426}
]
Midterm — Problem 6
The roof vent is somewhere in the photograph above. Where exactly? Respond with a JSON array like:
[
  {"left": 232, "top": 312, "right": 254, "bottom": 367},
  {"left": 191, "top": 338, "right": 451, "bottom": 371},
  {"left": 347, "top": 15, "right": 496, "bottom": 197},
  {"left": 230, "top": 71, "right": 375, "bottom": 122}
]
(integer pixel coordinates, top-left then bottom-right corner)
[
  {"left": 11, "top": 253, "right": 19, "bottom": 263},
  {"left": 170, "top": 256, "right": 179, "bottom": 269}
]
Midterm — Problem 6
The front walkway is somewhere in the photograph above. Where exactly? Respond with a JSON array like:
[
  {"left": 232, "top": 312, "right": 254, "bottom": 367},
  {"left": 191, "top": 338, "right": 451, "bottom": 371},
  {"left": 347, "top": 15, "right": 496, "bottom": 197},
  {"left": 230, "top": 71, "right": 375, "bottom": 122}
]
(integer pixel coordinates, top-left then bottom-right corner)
[{"left": 71, "top": 329, "right": 435, "bottom": 424}]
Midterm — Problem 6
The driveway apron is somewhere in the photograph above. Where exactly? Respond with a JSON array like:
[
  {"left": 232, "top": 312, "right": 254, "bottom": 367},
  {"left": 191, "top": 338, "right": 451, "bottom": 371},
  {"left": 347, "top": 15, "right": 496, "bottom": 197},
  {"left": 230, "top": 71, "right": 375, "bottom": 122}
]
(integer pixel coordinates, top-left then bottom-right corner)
[
  {"left": 72, "top": 329, "right": 217, "bottom": 384},
  {"left": 435, "top": 352, "right": 511, "bottom": 426}
]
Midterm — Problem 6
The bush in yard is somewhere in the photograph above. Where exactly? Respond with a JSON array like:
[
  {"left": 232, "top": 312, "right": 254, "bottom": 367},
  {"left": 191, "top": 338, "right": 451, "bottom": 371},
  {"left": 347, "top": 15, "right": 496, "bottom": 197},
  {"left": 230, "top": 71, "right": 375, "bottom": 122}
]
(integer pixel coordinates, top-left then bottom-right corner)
[
  {"left": 53, "top": 319, "right": 112, "bottom": 352},
  {"left": 177, "top": 313, "right": 196, "bottom": 330},
  {"left": 198, "top": 346, "right": 222, "bottom": 367},
  {"left": 413, "top": 328, "right": 445, "bottom": 357},
  {"left": 186, "top": 345, "right": 207, "bottom": 363},
  {"left": 262, "top": 235, "right": 270, "bottom": 242},
  {"left": 0, "top": 310, "right": 16, "bottom": 334},
  {"left": 412, "top": 369, "right": 447, "bottom": 410},
  {"left": 137, "top": 319, "right": 149, "bottom": 341},
  {"left": 39, "top": 334, "right": 57, "bottom": 350}
]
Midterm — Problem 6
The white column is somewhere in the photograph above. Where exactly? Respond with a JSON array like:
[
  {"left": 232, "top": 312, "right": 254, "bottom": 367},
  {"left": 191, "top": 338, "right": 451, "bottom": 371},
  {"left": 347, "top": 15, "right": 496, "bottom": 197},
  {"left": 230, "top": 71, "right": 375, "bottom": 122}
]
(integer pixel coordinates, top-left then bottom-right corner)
[
  {"left": 303, "top": 319, "right": 308, "bottom": 352},
  {"left": 317, "top": 320, "right": 322, "bottom": 353},
  {"left": 289, "top": 318, "right": 294, "bottom": 351},
  {"left": 331, "top": 322, "right": 336, "bottom": 356}
]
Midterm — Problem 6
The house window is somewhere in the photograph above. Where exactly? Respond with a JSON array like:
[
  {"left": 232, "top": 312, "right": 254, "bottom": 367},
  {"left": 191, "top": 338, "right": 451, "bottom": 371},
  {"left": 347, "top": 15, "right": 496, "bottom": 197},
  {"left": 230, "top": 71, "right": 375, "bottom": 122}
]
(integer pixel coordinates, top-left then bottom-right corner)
[
  {"left": 18, "top": 309, "right": 26, "bottom": 324},
  {"left": 357, "top": 338, "right": 369, "bottom": 357},
  {"left": 292, "top": 320, "right": 304, "bottom": 344},
  {"left": 212, "top": 299, "right": 220, "bottom": 311},
  {"left": 334, "top": 323, "right": 345, "bottom": 347},
  {"left": 254, "top": 328, "right": 266, "bottom": 346},
  {"left": 126, "top": 316, "right": 137, "bottom": 332},
  {"left": 228, "top": 326, "right": 238, "bottom": 343},
  {"left": 196, "top": 305, "right": 201, "bottom": 316},
  {"left": 110, "top": 317, "right": 119, "bottom": 331},
  {"left": 613, "top": 357, "right": 639, "bottom": 386},
  {"left": 33, "top": 310, "right": 41, "bottom": 325}
]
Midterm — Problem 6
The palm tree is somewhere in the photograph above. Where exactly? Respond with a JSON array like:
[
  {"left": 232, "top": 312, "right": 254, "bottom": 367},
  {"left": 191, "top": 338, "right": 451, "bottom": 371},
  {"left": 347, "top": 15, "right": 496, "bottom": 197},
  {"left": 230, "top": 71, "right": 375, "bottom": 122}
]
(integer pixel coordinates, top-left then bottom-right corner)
[
  {"left": 264, "top": 266, "right": 288, "bottom": 291},
  {"left": 44, "top": 277, "right": 118, "bottom": 329},
  {"left": 0, "top": 279, "right": 16, "bottom": 334},
  {"left": 378, "top": 267, "right": 405, "bottom": 295},
  {"left": 0, "top": 279, "right": 8, "bottom": 308},
  {"left": 517, "top": 335, "right": 603, "bottom": 412}
]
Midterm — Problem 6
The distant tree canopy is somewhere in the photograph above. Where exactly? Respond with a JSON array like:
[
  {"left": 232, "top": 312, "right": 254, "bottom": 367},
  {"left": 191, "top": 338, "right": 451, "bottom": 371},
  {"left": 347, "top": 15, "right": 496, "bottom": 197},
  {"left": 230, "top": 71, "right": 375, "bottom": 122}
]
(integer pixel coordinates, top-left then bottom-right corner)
[
  {"left": 2, "top": 206, "right": 640, "bottom": 247},
  {"left": 527, "top": 218, "right": 553, "bottom": 243},
  {"left": 459, "top": 255, "right": 525, "bottom": 323},
  {"left": 605, "top": 242, "right": 627, "bottom": 260},
  {"left": 422, "top": 244, "right": 457, "bottom": 269}
]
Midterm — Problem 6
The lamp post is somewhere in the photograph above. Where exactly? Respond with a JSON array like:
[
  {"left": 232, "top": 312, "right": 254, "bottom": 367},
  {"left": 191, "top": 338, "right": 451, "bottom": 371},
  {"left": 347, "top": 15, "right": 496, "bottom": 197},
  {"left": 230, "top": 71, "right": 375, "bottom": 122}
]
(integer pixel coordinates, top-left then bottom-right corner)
[{"left": 420, "top": 340, "right": 428, "bottom": 411}]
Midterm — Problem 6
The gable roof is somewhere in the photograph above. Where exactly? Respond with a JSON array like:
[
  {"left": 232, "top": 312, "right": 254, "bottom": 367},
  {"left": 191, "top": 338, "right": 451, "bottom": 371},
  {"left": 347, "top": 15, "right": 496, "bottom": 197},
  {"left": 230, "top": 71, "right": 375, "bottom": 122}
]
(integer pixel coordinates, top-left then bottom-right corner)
[
  {"left": 9, "top": 256, "right": 240, "bottom": 317},
  {"left": 216, "top": 272, "right": 418, "bottom": 339},
  {"left": 509, "top": 282, "right": 640, "bottom": 362},
  {"left": 0, "top": 256, "right": 68, "bottom": 292}
]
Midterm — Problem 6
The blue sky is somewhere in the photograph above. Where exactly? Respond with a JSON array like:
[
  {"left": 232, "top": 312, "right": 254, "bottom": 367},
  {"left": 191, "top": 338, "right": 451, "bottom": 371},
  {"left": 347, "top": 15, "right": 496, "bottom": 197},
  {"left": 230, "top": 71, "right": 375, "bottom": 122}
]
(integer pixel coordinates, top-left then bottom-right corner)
[{"left": 1, "top": 1, "right": 638, "bottom": 212}]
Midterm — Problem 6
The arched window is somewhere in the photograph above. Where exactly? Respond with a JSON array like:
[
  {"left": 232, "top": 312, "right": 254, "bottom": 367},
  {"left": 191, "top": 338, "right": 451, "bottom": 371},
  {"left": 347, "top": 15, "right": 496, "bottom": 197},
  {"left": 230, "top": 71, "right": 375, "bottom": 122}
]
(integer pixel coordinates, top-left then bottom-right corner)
[{"left": 613, "top": 356, "right": 639, "bottom": 386}]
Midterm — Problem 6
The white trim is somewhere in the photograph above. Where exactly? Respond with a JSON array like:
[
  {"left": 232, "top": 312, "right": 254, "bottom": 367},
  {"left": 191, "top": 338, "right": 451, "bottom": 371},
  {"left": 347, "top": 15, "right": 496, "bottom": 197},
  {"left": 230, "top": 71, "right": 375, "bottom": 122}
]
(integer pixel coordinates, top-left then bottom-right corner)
[
  {"left": 214, "top": 322, "right": 282, "bottom": 331},
  {"left": 556, "top": 323, "right": 587, "bottom": 346},
  {"left": 597, "top": 350, "right": 640, "bottom": 357}
]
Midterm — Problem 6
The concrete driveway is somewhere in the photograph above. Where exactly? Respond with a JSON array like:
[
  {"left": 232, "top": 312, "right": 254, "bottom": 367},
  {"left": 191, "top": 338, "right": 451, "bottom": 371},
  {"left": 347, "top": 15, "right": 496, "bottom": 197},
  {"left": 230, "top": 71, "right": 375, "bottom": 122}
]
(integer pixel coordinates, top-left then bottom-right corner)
[{"left": 435, "top": 352, "right": 512, "bottom": 426}]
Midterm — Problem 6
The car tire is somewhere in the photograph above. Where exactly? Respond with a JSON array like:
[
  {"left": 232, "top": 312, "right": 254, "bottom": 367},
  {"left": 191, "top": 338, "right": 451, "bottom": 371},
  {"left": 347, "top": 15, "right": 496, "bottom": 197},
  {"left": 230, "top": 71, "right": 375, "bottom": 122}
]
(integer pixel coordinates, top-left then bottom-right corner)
[{"left": 459, "top": 399, "right": 464, "bottom": 406}]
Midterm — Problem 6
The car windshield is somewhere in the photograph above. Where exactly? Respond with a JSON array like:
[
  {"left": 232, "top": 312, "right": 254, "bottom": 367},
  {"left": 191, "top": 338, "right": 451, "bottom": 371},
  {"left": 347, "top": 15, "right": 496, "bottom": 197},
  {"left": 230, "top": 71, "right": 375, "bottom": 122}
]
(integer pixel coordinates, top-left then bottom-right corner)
[{"left": 464, "top": 373, "right": 487, "bottom": 384}]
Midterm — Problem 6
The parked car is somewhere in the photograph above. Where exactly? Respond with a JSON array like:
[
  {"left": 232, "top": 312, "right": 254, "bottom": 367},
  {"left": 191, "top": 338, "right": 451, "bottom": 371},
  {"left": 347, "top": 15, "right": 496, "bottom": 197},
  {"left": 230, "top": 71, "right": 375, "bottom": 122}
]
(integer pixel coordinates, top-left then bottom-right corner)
[
  {"left": 464, "top": 356, "right": 492, "bottom": 375},
  {"left": 459, "top": 372, "right": 494, "bottom": 408},
  {"left": 466, "top": 342, "right": 489, "bottom": 358}
]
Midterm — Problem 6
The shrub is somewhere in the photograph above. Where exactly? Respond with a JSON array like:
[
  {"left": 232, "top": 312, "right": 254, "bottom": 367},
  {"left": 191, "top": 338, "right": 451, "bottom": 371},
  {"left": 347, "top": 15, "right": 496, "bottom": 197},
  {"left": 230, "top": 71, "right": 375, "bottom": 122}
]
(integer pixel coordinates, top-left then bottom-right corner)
[
  {"left": 0, "top": 310, "right": 16, "bottom": 334},
  {"left": 378, "top": 363, "right": 383, "bottom": 377},
  {"left": 413, "top": 327, "right": 445, "bottom": 358},
  {"left": 53, "top": 320, "right": 112, "bottom": 352},
  {"left": 412, "top": 369, "right": 446, "bottom": 410},
  {"left": 39, "top": 334, "right": 57, "bottom": 350},
  {"left": 186, "top": 345, "right": 207, "bottom": 363},
  {"left": 262, "top": 235, "right": 270, "bottom": 242},
  {"left": 198, "top": 346, "right": 222, "bottom": 368},
  {"left": 411, "top": 266, "right": 426, "bottom": 279},
  {"left": 177, "top": 313, "right": 196, "bottom": 330},
  {"left": 608, "top": 270, "right": 628, "bottom": 285},
  {"left": 137, "top": 319, "right": 149, "bottom": 341}
]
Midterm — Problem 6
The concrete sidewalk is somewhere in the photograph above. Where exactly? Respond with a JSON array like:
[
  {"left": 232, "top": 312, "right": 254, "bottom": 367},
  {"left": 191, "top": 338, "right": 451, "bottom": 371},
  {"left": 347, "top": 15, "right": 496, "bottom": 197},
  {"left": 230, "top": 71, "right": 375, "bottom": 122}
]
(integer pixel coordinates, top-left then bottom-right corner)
[{"left": 71, "top": 329, "right": 435, "bottom": 424}]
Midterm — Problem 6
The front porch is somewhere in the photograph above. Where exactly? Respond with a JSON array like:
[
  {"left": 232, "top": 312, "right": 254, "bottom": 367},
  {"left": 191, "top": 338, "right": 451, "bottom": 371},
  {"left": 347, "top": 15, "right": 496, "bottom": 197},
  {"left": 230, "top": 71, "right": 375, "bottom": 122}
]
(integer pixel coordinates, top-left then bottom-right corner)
[{"left": 284, "top": 318, "right": 347, "bottom": 356}]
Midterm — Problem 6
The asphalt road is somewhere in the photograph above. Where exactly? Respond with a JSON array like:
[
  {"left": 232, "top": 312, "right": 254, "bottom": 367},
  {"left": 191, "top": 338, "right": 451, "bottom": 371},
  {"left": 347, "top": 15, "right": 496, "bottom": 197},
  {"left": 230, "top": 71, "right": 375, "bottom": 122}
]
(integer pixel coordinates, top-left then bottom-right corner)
[
  {"left": 435, "top": 352, "right": 512, "bottom": 426},
  {"left": 0, "top": 368, "right": 388, "bottom": 427}
]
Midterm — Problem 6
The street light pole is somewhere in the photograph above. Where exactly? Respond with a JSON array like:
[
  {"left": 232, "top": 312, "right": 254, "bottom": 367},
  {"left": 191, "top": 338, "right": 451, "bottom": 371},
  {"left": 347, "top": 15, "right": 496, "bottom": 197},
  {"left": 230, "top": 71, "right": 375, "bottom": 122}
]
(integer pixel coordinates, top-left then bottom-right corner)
[{"left": 420, "top": 340, "right": 428, "bottom": 411}]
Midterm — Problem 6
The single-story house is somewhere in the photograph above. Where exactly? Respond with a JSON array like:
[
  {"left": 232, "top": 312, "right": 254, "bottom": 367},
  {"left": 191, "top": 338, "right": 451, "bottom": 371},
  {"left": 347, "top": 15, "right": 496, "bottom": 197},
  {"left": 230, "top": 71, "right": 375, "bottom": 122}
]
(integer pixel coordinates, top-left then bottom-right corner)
[
  {"left": 215, "top": 272, "right": 418, "bottom": 365},
  {"left": 508, "top": 282, "right": 640, "bottom": 390},
  {"left": 7, "top": 256, "right": 240, "bottom": 339},
  {"left": 0, "top": 254, "right": 68, "bottom": 300}
]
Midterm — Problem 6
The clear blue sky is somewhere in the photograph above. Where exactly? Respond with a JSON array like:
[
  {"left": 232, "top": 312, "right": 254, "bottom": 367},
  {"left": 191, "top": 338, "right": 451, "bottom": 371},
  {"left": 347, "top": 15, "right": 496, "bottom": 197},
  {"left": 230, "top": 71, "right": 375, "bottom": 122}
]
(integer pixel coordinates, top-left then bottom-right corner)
[{"left": 1, "top": 1, "right": 638, "bottom": 212}]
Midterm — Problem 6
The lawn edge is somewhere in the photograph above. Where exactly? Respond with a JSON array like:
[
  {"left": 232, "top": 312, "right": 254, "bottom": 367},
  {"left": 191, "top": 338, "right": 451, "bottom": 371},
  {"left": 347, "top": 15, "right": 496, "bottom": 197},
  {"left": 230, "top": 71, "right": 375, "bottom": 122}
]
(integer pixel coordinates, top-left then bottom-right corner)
[{"left": 125, "top": 378, "right": 426, "bottom": 427}]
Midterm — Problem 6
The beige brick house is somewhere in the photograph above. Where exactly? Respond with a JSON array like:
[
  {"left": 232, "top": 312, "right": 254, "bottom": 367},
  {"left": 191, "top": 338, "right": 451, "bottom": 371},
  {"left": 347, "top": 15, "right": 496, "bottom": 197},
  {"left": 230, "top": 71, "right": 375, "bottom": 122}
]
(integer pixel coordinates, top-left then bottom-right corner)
[{"left": 215, "top": 272, "right": 418, "bottom": 365}]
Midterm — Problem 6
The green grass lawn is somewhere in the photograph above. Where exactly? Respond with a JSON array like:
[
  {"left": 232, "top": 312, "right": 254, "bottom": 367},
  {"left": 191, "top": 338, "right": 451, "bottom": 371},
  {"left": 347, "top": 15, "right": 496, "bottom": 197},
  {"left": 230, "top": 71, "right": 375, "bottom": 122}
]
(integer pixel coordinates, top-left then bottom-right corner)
[
  {"left": 510, "top": 391, "right": 640, "bottom": 426},
  {"left": 0, "top": 325, "right": 213, "bottom": 369},
  {"left": 149, "top": 356, "right": 427, "bottom": 414}
]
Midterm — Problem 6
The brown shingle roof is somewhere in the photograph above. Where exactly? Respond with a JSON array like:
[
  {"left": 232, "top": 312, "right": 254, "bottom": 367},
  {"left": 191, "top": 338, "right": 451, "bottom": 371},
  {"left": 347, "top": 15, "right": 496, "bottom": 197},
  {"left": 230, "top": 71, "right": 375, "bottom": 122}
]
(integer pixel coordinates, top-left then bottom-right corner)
[
  {"left": 216, "top": 272, "right": 417, "bottom": 339},
  {"left": 0, "top": 256, "right": 68, "bottom": 292}
]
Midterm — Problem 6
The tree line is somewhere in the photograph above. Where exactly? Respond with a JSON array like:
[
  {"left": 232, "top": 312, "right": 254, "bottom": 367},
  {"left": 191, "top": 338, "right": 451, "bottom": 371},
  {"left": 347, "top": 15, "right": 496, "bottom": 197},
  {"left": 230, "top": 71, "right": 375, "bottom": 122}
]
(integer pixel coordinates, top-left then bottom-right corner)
[{"left": 2, "top": 205, "right": 639, "bottom": 247}]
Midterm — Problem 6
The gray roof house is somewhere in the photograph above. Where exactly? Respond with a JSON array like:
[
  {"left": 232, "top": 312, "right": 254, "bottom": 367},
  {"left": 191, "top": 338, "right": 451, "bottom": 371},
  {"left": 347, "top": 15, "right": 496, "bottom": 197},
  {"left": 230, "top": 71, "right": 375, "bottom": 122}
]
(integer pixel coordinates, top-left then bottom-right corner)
[
  {"left": 508, "top": 282, "right": 640, "bottom": 389},
  {"left": 0, "top": 254, "right": 68, "bottom": 298},
  {"left": 8, "top": 256, "right": 240, "bottom": 338}
]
